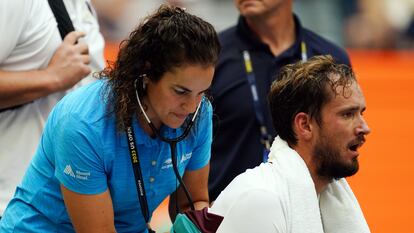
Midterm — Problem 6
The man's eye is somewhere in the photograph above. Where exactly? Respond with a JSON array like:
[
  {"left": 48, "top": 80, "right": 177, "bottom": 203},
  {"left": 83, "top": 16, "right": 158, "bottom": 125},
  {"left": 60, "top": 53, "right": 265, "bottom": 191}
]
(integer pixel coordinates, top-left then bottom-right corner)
[{"left": 343, "top": 112, "right": 354, "bottom": 118}]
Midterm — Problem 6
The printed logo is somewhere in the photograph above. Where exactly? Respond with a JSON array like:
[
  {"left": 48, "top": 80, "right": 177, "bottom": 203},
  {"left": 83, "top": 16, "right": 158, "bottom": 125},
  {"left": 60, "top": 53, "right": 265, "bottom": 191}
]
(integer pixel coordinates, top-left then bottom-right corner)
[
  {"left": 161, "top": 158, "right": 172, "bottom": 170},
  {"left": 161, "top": 152, "right": 193, "bottom": 169},
  {"left": 75, "top": 170, "right": 91, "bottom": 180},
  {"left": 64, "top": 165, "right": 75, "bottom": 178},
  {"left": 63, "top": 165, "right": 91, "bottom": 180},
  {"left": 180, "top": 152, "right": 192, "bottom": 163}
]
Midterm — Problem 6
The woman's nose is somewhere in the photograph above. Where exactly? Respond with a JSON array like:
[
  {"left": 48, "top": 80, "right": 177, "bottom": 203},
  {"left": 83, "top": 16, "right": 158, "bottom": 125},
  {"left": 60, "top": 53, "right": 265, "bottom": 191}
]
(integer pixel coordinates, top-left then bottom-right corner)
[{"left": 183, "top": 95, "right": 201, "bottom": 113}]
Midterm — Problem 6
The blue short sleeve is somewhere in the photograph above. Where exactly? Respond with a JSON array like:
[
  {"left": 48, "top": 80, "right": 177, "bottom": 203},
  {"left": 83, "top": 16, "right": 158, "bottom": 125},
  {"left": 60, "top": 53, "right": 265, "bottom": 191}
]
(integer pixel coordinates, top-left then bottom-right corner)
[
  {"left": 185, "top": 99, "right": 212, "bottom": 171},
  {"left": 51, "top": 113, "right": 107, "bottom": 194}
]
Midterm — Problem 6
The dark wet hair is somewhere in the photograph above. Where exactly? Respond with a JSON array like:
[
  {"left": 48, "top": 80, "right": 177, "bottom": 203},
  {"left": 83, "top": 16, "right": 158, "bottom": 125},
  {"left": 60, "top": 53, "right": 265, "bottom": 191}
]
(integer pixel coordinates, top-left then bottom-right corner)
[
  {"left": 268, "top": 55, "right": 356, "bottom": 145},
  {"left": 99, "top": 4, "right": 220, "bottom": 129}
]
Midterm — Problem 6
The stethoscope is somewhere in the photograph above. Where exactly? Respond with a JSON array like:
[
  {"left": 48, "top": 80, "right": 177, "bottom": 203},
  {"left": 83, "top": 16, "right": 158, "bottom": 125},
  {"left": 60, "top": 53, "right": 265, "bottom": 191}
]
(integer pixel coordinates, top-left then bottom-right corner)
[{"left": 134, "top": 79, "right": 200, "bottom": 211}]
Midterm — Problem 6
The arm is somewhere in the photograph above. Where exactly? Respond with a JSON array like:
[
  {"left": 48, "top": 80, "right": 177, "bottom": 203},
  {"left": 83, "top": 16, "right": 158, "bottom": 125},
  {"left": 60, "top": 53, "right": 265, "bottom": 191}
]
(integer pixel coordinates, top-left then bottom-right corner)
[
  {"left": 168, "top": 163, "right": 210, "bottom": 222},
  {"left": 61, "top": 185, "right": 116, "bottom": 233},
  {"left": 0, "top": 31, "right": 90, "bottom": 109},
  {"left": 51, "top": 114, "right": 115, "bottom": 232}
]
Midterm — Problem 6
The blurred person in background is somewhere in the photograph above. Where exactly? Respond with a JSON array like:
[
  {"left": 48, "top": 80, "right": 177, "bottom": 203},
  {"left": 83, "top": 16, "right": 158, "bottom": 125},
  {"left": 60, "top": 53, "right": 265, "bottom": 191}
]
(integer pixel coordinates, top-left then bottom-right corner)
[
  {"left": 210, "top": 55, "right": 371, "bottom": 233},
  {"left": 91, "top": 0, "right": 132, "bottom": 41},
  {"left": 208, "top": 0, "right": 351, "bottom": 202},
  {"left": 344, "top": 0, "right": 414, "bottom": 48},
  {"left": 0, "top": 5, "right": 220, "bottom": 232},
  {"left": 91, "top": 0, "right": 240, "bottom": 43},
  {"left": 293, "top": 0, "right": 347, "bottom": 47},
  {"left": 0, "top": 0, "right": 104, "bottom": 218}
]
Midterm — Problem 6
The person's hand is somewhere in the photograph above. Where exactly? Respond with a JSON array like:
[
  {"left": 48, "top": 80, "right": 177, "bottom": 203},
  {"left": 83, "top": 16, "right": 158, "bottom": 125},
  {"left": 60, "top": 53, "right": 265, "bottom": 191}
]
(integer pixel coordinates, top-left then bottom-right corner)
[{"left": 45, "top": 31, "right": 91, "bottom": 91}]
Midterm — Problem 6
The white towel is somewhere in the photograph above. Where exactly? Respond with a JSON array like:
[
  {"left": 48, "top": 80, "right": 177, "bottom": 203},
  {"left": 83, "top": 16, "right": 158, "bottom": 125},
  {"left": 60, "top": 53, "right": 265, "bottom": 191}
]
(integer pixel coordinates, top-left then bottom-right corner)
[
  {"left": 269, "top": 136, "right": 370, "bottom": 233},
  {"left": 320, "top": 179, "right": 370, "bottom": 233}
]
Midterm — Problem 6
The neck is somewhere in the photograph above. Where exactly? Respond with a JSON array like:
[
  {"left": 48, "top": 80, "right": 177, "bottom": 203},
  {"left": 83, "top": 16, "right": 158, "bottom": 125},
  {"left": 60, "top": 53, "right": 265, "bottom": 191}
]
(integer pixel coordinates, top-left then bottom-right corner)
[
  {"left": 137, "top": 112, "right": 155, "bottom": 137},
  {"left": 137, "top": 96, "right": 161, "bottom": 137},
  {"left": 293, "top": 144, "right": 331, "bottom": 194},
  {"left": 245, "top": 9, "right": 295, "bottom": 56},
  {"left": 313, "top": 174, "right": 331, "bottom": 194}
]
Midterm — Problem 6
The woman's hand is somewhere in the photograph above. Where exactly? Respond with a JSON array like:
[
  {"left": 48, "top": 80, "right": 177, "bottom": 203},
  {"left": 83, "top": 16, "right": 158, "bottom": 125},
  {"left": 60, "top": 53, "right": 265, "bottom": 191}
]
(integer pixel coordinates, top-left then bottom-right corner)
[{"left": 168, "top": 163, "right": 210, "bottom": 222}]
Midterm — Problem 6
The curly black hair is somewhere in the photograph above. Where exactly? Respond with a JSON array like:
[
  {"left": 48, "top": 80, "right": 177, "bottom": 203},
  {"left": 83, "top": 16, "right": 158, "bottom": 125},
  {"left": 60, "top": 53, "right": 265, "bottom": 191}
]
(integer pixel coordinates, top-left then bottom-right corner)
[{"left": 99, "top": 4, "right": 220, "bottom": 130}]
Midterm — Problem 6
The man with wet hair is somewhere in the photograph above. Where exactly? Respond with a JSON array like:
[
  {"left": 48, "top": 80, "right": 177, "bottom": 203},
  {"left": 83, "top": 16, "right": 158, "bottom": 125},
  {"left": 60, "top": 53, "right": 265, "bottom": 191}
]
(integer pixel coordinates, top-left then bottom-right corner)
[
  {"left": 208, "top": 0, "right": 352, "bottom": 203},
  {"left": 210, "top": 55, "right": 371, "bottom": 233}
]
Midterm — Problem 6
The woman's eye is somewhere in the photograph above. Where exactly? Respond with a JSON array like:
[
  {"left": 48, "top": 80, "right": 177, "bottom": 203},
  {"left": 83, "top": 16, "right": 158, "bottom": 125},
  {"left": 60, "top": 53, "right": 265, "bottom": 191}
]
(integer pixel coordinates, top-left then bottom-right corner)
[{"left": 174, "top": 88, "right": 187, "bottom": 95}]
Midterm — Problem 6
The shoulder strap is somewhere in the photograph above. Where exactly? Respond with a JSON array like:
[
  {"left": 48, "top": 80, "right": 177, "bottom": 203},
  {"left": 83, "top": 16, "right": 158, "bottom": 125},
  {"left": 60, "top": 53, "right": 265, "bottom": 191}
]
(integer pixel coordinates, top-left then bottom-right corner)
[
  {"left": 0, "top": 0, "right": 75, "bottom": 113},
  {"left": 47, "top": 0, "right": 75, "bottom": 39}
]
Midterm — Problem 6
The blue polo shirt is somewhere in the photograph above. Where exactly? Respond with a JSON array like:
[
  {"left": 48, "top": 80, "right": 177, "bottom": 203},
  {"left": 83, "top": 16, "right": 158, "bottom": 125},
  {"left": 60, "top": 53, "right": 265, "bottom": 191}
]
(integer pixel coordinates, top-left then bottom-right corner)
[{"left": 0, "top": 80, "right": 212, "bottom": 232}]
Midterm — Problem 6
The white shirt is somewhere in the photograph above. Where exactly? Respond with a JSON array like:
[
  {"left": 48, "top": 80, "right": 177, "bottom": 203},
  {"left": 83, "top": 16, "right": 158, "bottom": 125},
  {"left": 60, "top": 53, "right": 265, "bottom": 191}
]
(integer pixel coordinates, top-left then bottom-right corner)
[
  {"left": 210, "top": 137, "right": 370, "bottom": 233},
  {"left": 0, "top": 0, "right": 105, "bottom": 215},
  {"left": 211, "top": 163, "right": 292, "bottom": 233}
]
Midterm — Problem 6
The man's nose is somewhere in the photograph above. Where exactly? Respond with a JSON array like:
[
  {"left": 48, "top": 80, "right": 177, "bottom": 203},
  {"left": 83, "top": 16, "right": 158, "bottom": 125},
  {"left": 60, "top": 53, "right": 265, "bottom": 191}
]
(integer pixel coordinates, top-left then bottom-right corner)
[{"left": 357, "top": 116, "right": 371, "bottom": 136}]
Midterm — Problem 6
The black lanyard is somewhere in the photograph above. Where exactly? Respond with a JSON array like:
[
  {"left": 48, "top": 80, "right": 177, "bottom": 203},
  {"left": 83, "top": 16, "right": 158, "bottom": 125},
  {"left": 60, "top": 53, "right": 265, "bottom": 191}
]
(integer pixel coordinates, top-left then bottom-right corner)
[
  {"left": 126, "top": 124, "right": 155, "bottom": 233},
  {"left": 242, "top": 41, "right": 307, "bottom": 162}
]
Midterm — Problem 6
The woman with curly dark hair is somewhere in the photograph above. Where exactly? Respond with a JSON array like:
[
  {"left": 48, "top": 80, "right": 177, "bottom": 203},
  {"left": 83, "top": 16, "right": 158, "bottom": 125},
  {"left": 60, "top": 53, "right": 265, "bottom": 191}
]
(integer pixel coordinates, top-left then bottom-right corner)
[{"left": 0, "top": 4, "right": 220, "bottom": 233}]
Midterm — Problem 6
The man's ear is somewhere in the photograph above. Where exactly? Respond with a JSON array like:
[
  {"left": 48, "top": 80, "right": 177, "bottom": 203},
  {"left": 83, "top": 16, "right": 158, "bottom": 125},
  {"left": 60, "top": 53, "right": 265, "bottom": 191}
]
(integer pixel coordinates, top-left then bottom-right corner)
[{"left": 293, "top": 112, "right": 313, "bottom": 141}]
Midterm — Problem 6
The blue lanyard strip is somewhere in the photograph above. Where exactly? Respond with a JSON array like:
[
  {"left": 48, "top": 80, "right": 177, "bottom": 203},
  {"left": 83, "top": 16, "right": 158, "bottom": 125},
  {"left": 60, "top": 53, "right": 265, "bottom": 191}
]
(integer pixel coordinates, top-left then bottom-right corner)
[
  {"left": 242, "top": 41, "right": 307, "bottom": 162},
  {"left": 243, "top": 50, "right": 272, "bottom": 161}
]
